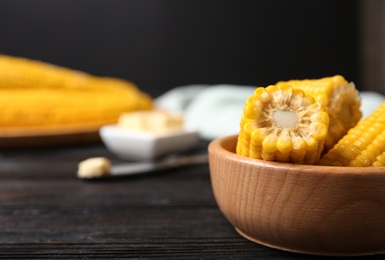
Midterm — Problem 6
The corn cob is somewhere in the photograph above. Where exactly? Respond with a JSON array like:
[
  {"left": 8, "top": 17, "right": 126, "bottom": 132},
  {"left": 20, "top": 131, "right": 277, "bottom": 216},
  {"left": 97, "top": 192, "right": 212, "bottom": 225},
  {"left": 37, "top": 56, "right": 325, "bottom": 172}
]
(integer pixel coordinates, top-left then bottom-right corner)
[
  {"left": 275, "top": 75, "right": 362, "bottom": 151},
  {"left": 0, "top": 55, "right": 153, "bottom": 128},
  {"left": 319, "top": 100, "right": 385, "bottom": 167},
  {"left": 236, "top": 83, "right": 329, "bottom": 165}
]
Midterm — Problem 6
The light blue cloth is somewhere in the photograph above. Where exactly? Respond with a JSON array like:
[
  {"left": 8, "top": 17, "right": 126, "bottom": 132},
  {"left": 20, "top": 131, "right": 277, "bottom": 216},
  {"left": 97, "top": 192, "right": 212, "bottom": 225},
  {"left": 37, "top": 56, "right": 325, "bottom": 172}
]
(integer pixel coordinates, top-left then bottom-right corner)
[{"left": 155, "top": 85, "right": 385, "bottom": 140}]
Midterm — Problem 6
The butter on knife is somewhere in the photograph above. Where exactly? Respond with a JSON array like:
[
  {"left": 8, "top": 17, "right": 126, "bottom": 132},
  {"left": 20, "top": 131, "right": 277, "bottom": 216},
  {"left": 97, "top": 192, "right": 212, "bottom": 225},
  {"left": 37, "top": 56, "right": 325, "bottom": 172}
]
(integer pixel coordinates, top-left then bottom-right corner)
[{"left": 77, "top": 157, "right": 111, "bottom": 178}]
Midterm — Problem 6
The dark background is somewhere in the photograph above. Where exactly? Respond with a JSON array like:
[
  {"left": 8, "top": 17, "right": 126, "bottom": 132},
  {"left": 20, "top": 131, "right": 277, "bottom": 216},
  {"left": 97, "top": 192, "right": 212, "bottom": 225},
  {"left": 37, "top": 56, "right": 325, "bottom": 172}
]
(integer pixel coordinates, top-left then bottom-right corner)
[{"left": 0, "top": 0, "right": 359, "bottom": 97}]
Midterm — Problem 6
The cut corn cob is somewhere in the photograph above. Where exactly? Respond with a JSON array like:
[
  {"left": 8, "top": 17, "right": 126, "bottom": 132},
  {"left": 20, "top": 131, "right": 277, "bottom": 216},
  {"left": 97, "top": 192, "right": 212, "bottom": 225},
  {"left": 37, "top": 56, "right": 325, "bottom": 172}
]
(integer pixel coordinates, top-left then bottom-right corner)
[
  {"left": 319, "top": 100, "right": 385, "bottom": 167},
  {"left": 275, "top": 75, "right": 362, "bottom": 151},
  {"left": 0, "top": 55, "right": 153, "bottom": 128},
  {"left": 236, "top": 83, "right": 329, "bottom": 165}
]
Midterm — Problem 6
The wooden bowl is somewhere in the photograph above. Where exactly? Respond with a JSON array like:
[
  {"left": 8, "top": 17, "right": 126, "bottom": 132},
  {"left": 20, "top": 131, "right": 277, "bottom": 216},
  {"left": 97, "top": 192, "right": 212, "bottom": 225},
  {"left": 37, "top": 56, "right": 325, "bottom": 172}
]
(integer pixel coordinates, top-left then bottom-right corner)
[{"left": 208, "top": 135, "right": 385, "bottom": 256}]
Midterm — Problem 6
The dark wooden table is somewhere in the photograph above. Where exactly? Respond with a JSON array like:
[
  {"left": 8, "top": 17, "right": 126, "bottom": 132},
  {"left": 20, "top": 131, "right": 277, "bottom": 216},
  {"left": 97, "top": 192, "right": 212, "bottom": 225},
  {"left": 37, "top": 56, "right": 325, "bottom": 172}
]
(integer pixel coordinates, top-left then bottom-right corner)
[{"left": 0, "top": 140, "right": 384, "bottom": 259}]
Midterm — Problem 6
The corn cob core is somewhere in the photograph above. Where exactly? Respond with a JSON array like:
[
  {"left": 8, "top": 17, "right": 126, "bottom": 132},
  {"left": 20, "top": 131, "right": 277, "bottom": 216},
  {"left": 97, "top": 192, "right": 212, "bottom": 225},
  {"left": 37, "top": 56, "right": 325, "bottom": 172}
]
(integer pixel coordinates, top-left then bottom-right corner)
[
  {"left": 236, "top": 83, "right": 329, "bottom": 165},
  {"left": 319, "top": 100, "right": 385, "bottom": 167},
  {"left": 276, "top": 75, "right": 361, "bottom": 151},
  {"left": 0, "top": 55, "right": 153, "bottom": 128}
]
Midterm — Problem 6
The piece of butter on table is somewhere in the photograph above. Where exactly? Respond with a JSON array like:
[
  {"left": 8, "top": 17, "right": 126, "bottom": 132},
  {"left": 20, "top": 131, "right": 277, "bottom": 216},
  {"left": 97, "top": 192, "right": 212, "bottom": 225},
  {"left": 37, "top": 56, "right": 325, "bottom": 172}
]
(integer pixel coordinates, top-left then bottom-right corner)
[{"left": 117, "top": 110, "right": 184, "bottom": 133}]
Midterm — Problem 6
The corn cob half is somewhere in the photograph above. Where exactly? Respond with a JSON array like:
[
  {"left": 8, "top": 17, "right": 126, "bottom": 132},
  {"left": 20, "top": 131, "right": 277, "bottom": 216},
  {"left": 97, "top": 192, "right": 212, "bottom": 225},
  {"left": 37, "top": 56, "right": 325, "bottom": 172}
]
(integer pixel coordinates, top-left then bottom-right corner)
[
  {"left": 0, "top": 55, "right": 153, "bottom": 129},
  {"left": 276, "top": 75, "right": 362, "bottom": 151},
  {"left": 236, "top": 83, "right": 329, "bottom": 165},
  {"left": 319, "top": 100, "right": 385, "bottom": 167}
]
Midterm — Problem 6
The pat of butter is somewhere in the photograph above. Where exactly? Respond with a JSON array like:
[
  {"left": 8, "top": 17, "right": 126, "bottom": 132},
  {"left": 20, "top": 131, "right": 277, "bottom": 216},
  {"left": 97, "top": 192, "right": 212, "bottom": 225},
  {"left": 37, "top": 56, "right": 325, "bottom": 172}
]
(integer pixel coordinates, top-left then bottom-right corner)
[
  {"left": 77, "top": 157, "right": 111, "bottom": 178},
  {"left": 117, "top": 110, "right": 184, "bottom": 133}
]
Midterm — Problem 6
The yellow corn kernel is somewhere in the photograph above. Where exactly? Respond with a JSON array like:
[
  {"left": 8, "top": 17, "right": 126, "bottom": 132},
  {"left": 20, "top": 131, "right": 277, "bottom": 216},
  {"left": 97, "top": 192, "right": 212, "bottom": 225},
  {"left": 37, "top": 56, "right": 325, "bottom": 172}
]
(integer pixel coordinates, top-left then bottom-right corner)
[
  {"left": 319, "top": 101, "right": 385, "bottom": 167},
  {"left": 262, "top": 133, "right": 278, "bottom": 153},
  {"left": 236, "top": 84, "right": 329, "bottom": 165},
  {"left": 248, "top": 127, "right": 268, "bottom": 158},
  {"left": 277, "top": 131, "right": 293, "bottom": 154},
  {"left": 373, "top": 153, "right": 385, "bottom": 167},
  {"left": 276, "top": 75, "right": 362, "bottom": 151},
  {"left": 0, "top": 55, "right": 153, "bottom": 129}
]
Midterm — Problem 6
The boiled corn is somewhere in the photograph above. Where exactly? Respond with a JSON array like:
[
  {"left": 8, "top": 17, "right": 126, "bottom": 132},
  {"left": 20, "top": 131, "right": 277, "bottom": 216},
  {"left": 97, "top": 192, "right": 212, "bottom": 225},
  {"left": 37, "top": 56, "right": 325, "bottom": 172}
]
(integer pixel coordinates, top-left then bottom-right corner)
[
  {"left": 0, "top": 55, "right": 153, "bottom": 128},
  {"left": 319, "top": 100, "right": 385, "bottom": 167},
  {"left": 276, "top": 75, "right": 361, "bottom": 151},
  {"left": 236, "top": 83, "right": 329, "bottom": 165}
]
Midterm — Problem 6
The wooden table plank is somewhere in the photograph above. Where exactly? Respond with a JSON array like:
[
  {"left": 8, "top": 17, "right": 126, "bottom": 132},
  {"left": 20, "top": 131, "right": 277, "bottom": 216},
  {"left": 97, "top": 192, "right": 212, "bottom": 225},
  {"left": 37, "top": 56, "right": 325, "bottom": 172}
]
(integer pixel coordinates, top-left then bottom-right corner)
[{"left": 0, "top": 143, "right": 384, "bottom": 259}]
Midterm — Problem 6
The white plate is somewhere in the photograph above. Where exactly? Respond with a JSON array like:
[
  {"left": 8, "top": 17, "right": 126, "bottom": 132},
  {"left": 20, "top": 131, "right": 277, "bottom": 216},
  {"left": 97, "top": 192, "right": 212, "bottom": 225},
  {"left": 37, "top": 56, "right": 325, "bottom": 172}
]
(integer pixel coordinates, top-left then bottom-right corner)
[
  {"left": 0, "top": 124, "right": 101, "bottom": 148},
  {"left": 99, "top": 125, "right": 200, "bottom": 160}
]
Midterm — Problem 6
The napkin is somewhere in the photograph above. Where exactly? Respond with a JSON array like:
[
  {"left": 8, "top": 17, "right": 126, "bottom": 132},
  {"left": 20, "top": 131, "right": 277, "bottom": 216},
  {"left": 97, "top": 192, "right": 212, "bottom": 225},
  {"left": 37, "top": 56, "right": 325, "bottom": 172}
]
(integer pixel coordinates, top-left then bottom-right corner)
[{"left": 155, "top": 85, "right": 385, "bottom": 140}]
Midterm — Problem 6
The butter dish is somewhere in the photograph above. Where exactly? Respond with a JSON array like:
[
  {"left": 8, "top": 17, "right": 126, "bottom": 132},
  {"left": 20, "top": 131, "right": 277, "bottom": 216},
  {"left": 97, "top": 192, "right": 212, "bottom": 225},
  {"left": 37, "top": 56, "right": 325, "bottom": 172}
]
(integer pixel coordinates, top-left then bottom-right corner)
[{"left": 99, "top": 125, "right": 200, "bottom": 160}]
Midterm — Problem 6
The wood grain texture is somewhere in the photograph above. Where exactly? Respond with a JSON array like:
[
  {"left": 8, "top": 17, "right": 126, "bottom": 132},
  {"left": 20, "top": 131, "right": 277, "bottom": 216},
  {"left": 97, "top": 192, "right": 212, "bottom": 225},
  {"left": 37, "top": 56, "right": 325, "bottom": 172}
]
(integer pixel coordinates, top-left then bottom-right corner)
[
  {"left": 0, "top": 140, "right": 384, "bottom": 259},
  {"left": 0, "top": 142, "right": 293, "bottom": 259},
  {"left": 209, "top": 135, "right": 385, "bottom": 256}
]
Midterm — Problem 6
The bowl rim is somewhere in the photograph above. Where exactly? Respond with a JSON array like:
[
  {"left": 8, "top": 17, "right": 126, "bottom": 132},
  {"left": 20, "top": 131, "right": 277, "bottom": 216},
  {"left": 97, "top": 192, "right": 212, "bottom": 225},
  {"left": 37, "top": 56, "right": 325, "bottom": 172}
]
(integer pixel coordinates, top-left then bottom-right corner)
[{"left": 208, "top": 134, "right": 385, "bottom": 175}]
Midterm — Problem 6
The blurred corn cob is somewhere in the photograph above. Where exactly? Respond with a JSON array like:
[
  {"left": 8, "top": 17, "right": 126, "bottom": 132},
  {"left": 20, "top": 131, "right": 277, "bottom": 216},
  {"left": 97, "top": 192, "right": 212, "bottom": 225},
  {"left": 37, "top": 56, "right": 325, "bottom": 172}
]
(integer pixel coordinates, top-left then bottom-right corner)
[
  {"left": 319, "top": 100, "right": 385, "bottom": 167},
  {"left": 275, "top": 75, "right": 362, "bottom": 151},
  {"left": 0, "top": 55, "right": 153, "bottom": 128},
  {"left": 236, "top": 83, "right": 329, "bottom": 165}
]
